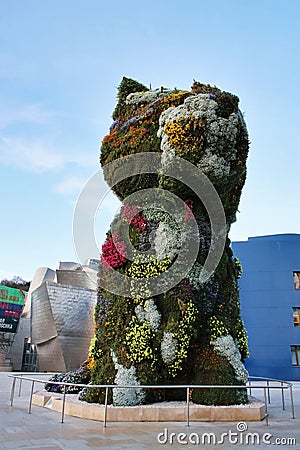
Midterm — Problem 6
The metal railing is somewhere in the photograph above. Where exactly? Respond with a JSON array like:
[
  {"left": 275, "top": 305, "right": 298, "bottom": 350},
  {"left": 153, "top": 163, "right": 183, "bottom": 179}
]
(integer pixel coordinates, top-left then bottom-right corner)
[{"left": 9, "top": 374, "right": 296, "bottom": 427}]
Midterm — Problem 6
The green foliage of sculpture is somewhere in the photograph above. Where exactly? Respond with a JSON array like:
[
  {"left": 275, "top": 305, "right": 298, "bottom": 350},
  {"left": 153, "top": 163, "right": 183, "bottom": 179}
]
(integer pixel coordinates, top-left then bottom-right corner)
[{"left": 84, "top": 77, "right": 250, "bottom": 406}]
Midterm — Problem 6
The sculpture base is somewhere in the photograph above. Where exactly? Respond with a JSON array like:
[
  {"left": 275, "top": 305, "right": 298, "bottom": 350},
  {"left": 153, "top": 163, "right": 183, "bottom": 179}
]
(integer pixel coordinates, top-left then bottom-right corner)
[{"left": 32, "top": 391, "right": 266, "bottom": 422}]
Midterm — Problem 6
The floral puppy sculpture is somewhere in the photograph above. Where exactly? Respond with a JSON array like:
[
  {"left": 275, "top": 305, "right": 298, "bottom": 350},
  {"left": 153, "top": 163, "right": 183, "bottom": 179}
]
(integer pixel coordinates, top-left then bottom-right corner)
[{"left": 85, "top": 77, "right": 250, "bottom": 406}]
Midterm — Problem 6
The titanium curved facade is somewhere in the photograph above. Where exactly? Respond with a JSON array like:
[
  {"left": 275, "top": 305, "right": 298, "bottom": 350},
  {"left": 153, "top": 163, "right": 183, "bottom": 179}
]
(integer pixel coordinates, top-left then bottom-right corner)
[
  {"left": 31, "top": 280, "right": 96, "bottom": 372},
  {"left": 30, "top": 262, "right": 97, "bottom": 372}
]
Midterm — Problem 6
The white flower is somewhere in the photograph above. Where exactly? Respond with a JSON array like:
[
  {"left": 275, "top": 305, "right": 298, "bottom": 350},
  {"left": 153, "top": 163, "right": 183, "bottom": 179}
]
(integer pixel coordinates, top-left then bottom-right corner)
[
  {"left": 144, "top": 207, "right": 181, "bottom": 227},
  {"left": 211, "top": 335, "right": 249, "bottom": 383},
  {"left": 111, "top": 351, "right": 145, "bottom": 406},
  {"left": 206, "top": 113, "right": 238, "bottom": 156},
  {"left": 145, "top": 299, "right": 161, "bottom": 332},
  {"left": 126, "top": 88, "right": 173, "bottom": 105},
  {"left": 135, "top": 304, "right": 146, "bottom": 323},
  {"left": 197, "top": 153, "right": 231, "bottom": 178},
  {"left": 157, "top": 93, "right": 239, "bottom": 166},
  {"left": 154, "top": 222, "right": 181, "bottom": 261},
  {"left": 161, "top": 331, "right": 177, "bottom": 365},
  {"left": 135, "top": 299, "right": 161, "bottom": 332},
  {"left": 184, "top": 94, "right": 218, "bottom": 121},
  {"left": 160, "top": 136, "right": 175, "bottom": 170}
]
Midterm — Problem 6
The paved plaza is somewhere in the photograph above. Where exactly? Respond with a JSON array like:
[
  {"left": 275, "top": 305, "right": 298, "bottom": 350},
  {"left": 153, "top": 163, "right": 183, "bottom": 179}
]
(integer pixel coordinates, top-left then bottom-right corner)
[{"left": 0, "top": 372, "right": 299, "bottom": 449}]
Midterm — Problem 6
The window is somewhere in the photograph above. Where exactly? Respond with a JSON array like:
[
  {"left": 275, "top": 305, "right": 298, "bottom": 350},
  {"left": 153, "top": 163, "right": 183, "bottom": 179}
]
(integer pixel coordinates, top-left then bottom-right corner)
[
  {"left": 293, "top": 272, "right": 300, "bottom": 290},
  {"left": 293, "top": 308, "right": 300, "bottom": 327},
  {"left": 291, "top": 346, "right": 300, "bottom": 366}
]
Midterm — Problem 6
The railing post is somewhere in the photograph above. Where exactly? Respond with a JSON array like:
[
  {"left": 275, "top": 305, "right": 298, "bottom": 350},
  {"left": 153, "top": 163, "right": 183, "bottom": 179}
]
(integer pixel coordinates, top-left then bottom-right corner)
[
  {"left": 10, "top": 376, "right": 16, "bottom": 406},
  {"left": 266, "top": 379, "right": 270, "bottom": 404},
  {"left": 248, "top": 379, "right": 252, "bottom": 396},
  {"left": 103, "top": 387, "right": 109, "bottom": 428},
  {"left": 61, "top": 384, "right": 66, "bottom": 423},
  {"left": 28, "top": 380, "right": 35, "bottom": 414},
  {"left": 186, "top": 387, "right": 190, "bottom": 427},
  {"left": 18, "top": 374, "right": 23, "bottom": 397},
  {"left": 290, "top": 385, "right": 295, "bottom": 419},
  {"left": 263, "top": 387, "right": 269, "bottom": 426},
  {"left": 281, "top": 382, "right": 285, "bottom": 411}
]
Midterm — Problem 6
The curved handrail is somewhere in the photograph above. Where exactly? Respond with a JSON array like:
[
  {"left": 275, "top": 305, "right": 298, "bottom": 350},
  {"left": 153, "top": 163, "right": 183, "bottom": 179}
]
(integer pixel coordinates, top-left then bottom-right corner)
[
  {"left": 8, "top": 373, "right": 296, "bottom": 427},
  {"left": 248, "top": 375, "right": 293, "bottom": 387}
]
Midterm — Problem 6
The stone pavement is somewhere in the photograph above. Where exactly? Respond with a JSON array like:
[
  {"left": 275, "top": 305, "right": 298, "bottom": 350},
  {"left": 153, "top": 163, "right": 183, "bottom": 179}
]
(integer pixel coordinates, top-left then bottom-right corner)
[{"left": 0, "top": 372, "right": 299, "bottom": 449}]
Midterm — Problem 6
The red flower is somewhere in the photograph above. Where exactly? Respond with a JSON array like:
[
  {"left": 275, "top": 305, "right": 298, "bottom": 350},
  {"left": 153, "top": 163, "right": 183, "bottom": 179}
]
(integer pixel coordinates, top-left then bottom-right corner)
[{"left": 101, "top": 233, "right": 127, "bottom": 269}]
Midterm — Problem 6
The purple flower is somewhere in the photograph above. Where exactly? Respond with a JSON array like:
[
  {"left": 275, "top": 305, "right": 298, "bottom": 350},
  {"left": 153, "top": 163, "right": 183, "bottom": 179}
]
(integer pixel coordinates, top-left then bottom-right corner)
[
  {"left": 209, "top": 94, "right": 216, "bottom": 99},
  {"left": 121, "top": 115, "right": 142, "bottom": 130},
  {"left": 110, "top": 120, "right": 121, "bottom": 132},
  {"left": 97, "top": 295, "right": 111, "bottom": 325},
  {"left": 145, "top": 108, "right": 153, "bottom": 115},
  {"left": 148, "top": 97, "right": 163, "bottom": 108}
]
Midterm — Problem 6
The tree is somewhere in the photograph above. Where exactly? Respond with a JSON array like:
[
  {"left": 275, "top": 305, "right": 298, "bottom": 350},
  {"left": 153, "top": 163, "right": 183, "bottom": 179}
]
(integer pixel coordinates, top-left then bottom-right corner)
[{"left": 0, "top": 276, "right": 31, "bottom": 291}]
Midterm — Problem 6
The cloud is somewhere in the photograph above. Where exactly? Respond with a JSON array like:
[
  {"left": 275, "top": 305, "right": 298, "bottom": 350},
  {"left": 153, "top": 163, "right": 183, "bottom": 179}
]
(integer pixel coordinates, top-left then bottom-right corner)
[
  {"left": 0, "top": 135, "right": 65, "bottom": 172},
  {"left": 0, "top": 98, "right": 98, "bottom": 174},
  {"left": 54, "top": 175, "right": 87, "bottom": 195},
  {"left": 0, "top": 100, "right": 66, "bottom": 172},
  {"left": 0, "top": 103, "right": 55, "bottom": 130}
]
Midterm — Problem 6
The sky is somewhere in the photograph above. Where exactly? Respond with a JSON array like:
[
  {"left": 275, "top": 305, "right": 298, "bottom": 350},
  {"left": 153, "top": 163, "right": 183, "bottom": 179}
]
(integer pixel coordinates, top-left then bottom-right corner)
[{"left": 1, "top": 0, "right": 300, "bottom": 281}]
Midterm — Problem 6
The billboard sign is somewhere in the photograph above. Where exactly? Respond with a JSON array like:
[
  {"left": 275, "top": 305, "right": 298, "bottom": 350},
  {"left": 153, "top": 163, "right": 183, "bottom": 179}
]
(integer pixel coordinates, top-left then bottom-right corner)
[{"left": 0, "top": 285, "right": 25, "bottom": 333}]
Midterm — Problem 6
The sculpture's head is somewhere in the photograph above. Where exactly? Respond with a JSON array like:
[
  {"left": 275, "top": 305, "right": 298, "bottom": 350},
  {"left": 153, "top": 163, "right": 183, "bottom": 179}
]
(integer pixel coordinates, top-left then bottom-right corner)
[{"left": 100, "top": 77, "right": 249, "bottom": 224}]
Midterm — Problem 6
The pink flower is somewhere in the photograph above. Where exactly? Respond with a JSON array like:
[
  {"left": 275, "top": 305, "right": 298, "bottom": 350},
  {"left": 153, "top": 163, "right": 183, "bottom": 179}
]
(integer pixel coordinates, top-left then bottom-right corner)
[
  {"left": 183, "top": 199, "right": 194, "bottom": 223},
  {"left": 121, "top": 203, "right": 146, "bottom": 232}
]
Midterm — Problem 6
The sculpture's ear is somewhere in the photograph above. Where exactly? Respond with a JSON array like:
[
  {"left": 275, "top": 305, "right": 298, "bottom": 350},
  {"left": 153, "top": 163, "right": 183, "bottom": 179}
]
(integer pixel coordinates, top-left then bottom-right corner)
[
  {"left": 117, "top": 77, "right": 148, "bottom": 103},
  {"left": 112, "top": 77, "right": 148, "bottom": 120},
  {"left": 191, "top": 80, "right": 220, "bottom": 95}
]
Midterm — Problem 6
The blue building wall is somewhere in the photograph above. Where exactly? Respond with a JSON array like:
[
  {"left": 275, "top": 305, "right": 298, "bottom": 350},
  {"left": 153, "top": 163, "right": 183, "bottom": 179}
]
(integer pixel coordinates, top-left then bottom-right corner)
[{"left": 232, "top": 234, "right": 300, "bottom": 381}]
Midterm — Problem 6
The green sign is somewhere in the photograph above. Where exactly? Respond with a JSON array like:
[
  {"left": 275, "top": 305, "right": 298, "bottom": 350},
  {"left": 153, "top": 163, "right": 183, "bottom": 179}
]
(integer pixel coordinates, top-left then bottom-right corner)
[{"left": 0, "top": 285, "right": 25, "bottom": 333}]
